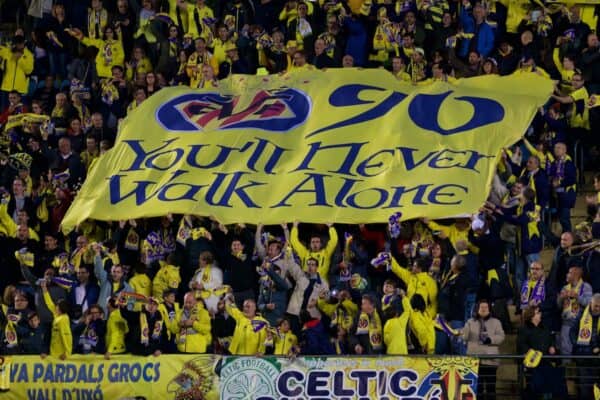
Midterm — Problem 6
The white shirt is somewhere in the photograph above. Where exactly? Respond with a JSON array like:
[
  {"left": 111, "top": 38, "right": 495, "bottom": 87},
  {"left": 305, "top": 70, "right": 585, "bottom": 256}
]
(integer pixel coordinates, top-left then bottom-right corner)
[{"left": 75, "top": 284, "right": 89, "bottom": 313}]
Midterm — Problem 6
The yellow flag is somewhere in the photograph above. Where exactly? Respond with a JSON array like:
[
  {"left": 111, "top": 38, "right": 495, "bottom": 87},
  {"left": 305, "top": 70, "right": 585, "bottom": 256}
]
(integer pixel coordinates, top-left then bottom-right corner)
[{"left": 61, "top": 70, "right": 553, "bottom": 232}]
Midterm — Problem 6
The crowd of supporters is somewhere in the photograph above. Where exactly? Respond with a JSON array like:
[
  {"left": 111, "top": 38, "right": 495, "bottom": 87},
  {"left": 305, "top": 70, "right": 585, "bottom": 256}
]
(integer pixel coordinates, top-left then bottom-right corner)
[{"left": 0, "top": 0, "right": 599, "bottom": 398}]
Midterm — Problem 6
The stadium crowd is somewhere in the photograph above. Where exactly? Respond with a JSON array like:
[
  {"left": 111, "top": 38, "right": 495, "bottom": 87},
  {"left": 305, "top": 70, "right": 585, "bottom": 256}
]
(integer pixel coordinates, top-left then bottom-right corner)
[{"left": 0, "top": 0, "right": 599, "bottom": 398}]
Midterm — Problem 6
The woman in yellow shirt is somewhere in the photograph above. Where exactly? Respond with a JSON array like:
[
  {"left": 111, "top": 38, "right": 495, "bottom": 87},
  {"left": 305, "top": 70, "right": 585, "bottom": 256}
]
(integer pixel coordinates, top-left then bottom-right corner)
[
  {"left": 67, "top": 25, "right": 124, "bottom": 79},
  {"left": 41, "top": 280, "right": 72, "bottom": 359}
]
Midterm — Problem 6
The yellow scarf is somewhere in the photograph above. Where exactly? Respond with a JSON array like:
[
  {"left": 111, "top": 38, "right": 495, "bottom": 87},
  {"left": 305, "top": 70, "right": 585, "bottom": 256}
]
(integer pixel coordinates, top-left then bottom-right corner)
[
  {"left": 577, "top": 305, "right": 599, "bottom": 346},
  {"left": 87, "top": 8, "right": 108, "bottom": 40},
  {"left": 562, "top": 279, "right": 584, "bottom": 318},
  {"left": 4, "top": 321, "right": 17, "bottom": 349},
  {"left": 140, "top": 312, "right": 163, "bottom": 345},
  {"left": 441, "top": 270, "right": 458, "bottom": 288},
  {"left": 355, "top": 311, "right": 382, "bottom": 350},
  {"left": 200, "top": 265, "right": 212, "bottom": 285},
  {"left": 124, "top": 227, "right": 139, "bottom": 250}
]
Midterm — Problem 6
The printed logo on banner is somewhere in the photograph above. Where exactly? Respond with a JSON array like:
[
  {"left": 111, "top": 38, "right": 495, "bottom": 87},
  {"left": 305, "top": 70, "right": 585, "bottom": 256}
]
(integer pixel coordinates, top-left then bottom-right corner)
[
  {"left": 155, "top": 89, "right": 311, "bottom": 133},
  {"left": 220, "top": 357, "right": 279, "bottom": 399},
  {"left": 167, "top": 356, "right": 220, "bottom": 400}
]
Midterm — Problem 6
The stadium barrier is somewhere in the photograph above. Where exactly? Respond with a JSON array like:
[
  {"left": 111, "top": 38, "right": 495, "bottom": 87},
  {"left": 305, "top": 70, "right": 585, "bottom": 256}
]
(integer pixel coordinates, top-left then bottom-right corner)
[{"left": 1, "top": 353, "right": 598, "bottom": 399}]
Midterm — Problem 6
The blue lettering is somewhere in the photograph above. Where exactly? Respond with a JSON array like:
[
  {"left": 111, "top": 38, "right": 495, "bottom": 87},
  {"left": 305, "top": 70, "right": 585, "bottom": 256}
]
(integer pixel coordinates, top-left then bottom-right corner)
[
  {"left": 272, "top": 173, "right": 332, "bottom": 208},
  {"left": 129, "top": 364, "right": 141, "bottom": 382},
  {"left": 108, "top": 169, "right": 186, "bottom": 205},
  {"left": 294, "top": 141, "right": 367, "bottom": 176},
  {"left": 384, "top": 184, "right": 431, "bottom": 208},
  {"left": 15, "top": 363, "right": 28, "bottom": 383},
  {"left": 186, "top": 142, "right": 253, "bottom": 169},
  {"left": 153, "top": 363, "right": 160, "bottom": 382},
  {"left": 334, "top": 177, "right": 363, "bottom": 207},
  {"left": 333, "top": 371, "right": 354, "bottom": 397},
  {"left": 143, "top": 363, "right": 154, "bottom": 382},
  {"left": 389, "top": 370, "right": 418, "bottom": 396},
  {"left": 119, "top": 364, "right": 129, "bottom": 382},
  {"left": 43, "top": 365, "right": 54, "bottom": 382},
  {"left": 398, "top": 147, "right": 437, "bottom": 171},
  {"left": 306, "top": 371, "right": 330, "bottom": 396},
  {"left": 107, "top": 364, "right": 119, "bottom": 383},
  {"left": 428, "top": 184, "right": 468, "bottom": 205},
  {"left": 64, "top": 364, "right": 75, "bottom": 383},
  {"left": 246, "top": 138, "right": 289, "bottom": 174},
  {"left": 427, "top": 149, "right": 493, "bottom": 172},
  {"left": 308, "top": 85, "right": 407, "bottom": 137},
  {"left": 408, "top": 91, "right": 504, "bottom": 135},
  {"left": 277, "top": 370, "right": 303, "bottom": 397},
  {"left": 345, "top": 188, "right": 389, "bottom": 209},
  {"left": 144, "top": 148, "right": 184, "bottom": 171},
  {"left": 356, "top": 150, "right": 395, "bottom": 177},
  {"left": 121, "top": 139, "right": 178, "bottom": 172},
  {"left": 33, "top": 363, "right": 43, "bottom": 383},
  {"left": 206, "top": 172, "right": 265, "bottom": 208},
  {"left": 54, "top": 364, "right": 65, "bottom": 382},
  {"left": 349, "top": 370, "right": 376, "bottom": 396},
  {"left": 97, "top": 364, "right": 104, "bottom": 382},
  {"left": 157, "top": 180, "right": 207, "bottom": 202}
]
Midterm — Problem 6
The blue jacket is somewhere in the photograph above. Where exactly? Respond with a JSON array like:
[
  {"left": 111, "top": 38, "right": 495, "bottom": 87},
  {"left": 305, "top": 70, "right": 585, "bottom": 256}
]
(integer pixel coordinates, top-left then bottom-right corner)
[
  {"left": 67, "top": 282, "right": 100, "bottom": 311},
  {"left": 549, "top": 157, "right": 577, "bottom": 209},
  {"left": 94, "top": 255, "right": 132, "bottom": 314},
  {"left": 343, "top": 16, "right": 368, "bottom": 67},
  {"left": 300, "top": 319, "right": 334, "bottom": 355},
  {"left": 519, "top": 168, "right": 550, "bottom": 209},
  {"left": 459, "top": 7, "right": 495, "bottom": 58},
  {"left": 257, "top": 268, "right": 291, "bottom": 326},
  {"left": 500, "top": 201, "right": 542, "bottom": 256}
]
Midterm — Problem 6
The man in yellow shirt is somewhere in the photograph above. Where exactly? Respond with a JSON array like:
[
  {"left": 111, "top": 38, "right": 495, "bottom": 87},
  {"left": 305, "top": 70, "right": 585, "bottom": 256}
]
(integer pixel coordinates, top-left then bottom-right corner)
[
  {"left": 290, "top": 221, "right": 338, "bottom": 279},
  {"left": 391, "top": 56, "right": 411, "bottom": 82},
  {"left": 552, "top": 71, "right": 590, "bottom": 131},
  {"left": 41, "top": 280, "right": 72, "bottom": 359},
  {"left": 373, "top": 252, "right": 438, "bottom": 318},
  {"left": 225, "top": 295, "right": 269, "bottom": 355},
  {"left": 173, "top": 292, "right": 212, "bottom": 353}
]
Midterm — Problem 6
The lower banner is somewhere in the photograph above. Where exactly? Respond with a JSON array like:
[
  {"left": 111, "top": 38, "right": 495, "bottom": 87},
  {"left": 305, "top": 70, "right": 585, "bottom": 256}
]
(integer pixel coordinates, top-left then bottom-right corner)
[
  {"left": 2, "top": 354, "right": 221, "bottom": 400},
  {"left": 219, "top": 356, "right": 480, "bottom": 400},
  {"left": 3, "top": 354, "right": 479, "bottom": 399}
]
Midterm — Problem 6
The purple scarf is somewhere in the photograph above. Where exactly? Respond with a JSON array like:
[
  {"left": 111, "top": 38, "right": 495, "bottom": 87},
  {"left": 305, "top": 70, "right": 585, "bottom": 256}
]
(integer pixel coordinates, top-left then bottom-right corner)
[{"left": 520, "top": 278, "right": 545, "bottom": 309}]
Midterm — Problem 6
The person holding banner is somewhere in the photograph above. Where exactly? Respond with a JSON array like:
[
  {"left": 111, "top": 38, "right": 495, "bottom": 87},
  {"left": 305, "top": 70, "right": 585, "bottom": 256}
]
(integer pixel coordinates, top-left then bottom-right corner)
[
  {"left": 290, "top": 221, "right": 338, "bottom": 281},
  {"left": 211, "top": 224, "right": 256, "bottom": 308},
  {"left": 40, "top": 279, "right": 72, "bottom": 360},
  {"left": 285, "top": 257, "right": 328, "bottom": 334}
]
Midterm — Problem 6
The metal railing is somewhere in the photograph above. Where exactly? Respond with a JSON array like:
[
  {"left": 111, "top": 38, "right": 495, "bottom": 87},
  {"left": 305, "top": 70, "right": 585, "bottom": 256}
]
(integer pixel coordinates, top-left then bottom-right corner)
[{"left": 455, "top": 354, "right": 599, "bottom": 400}]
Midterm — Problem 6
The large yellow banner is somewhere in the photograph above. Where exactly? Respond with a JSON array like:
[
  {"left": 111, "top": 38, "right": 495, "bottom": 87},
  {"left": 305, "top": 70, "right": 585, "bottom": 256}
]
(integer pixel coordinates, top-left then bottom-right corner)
[
  {"left": 61, "top": 70, "right": 552, "bottom": 232},
  {"left": 2, "top": 354, "right": 220, "bottom": 399},
  {"left": 2, "top": 354, "right": 478, "bottom": 399}
]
